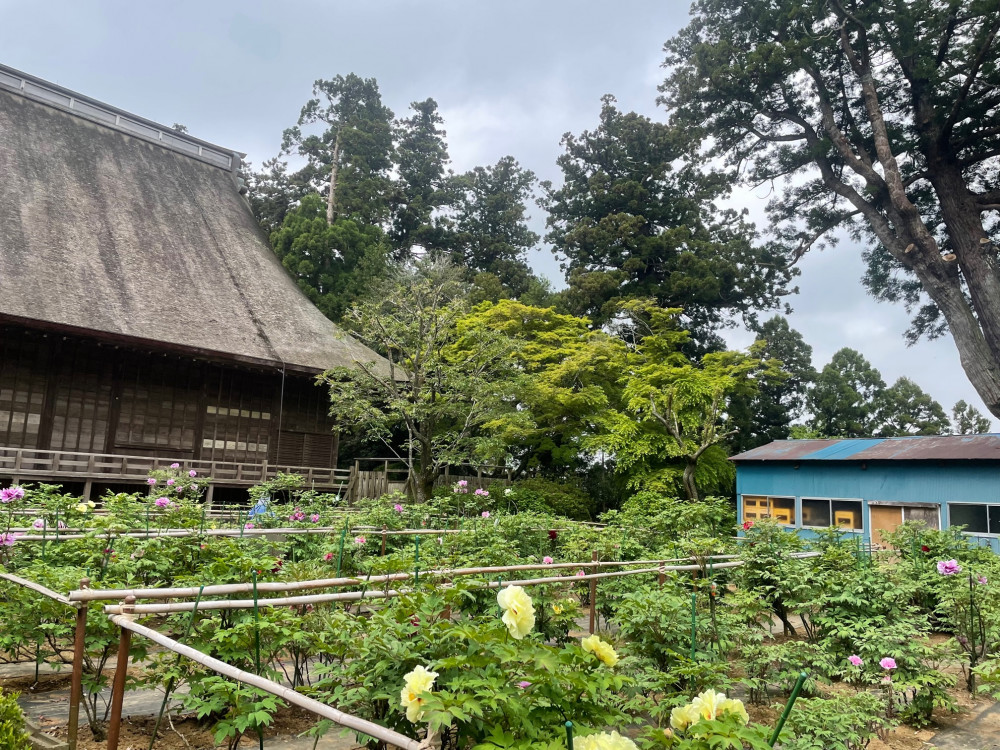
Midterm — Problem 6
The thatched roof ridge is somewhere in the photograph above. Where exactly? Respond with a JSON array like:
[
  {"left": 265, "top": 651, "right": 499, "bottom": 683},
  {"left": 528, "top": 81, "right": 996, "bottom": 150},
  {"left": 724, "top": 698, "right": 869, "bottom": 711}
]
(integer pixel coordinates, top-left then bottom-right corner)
[{"left": 0, "top": 64, "right": 385, "bottom": 374}]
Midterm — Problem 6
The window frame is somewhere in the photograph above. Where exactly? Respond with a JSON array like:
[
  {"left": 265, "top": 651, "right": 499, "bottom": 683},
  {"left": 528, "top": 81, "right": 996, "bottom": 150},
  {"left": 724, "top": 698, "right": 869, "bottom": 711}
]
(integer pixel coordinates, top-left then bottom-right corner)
[
  {"left": 800, "top": 496, "right": 865, "bottom": 532},
  {"left": 948, "top": 502, "right": 1000, "bottom": 537},
  {"left": 741, "top": 494, "right": 796, "bottom": 527}
]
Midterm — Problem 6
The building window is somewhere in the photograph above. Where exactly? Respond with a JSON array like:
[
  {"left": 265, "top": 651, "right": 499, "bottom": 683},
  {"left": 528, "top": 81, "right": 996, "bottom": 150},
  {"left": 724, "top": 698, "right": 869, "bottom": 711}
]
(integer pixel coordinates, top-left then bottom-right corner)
[
  {"left": 742, "top": 495, "right": 795, "bottom": 525},
  {"left": 949, "top": 503, "right": 1000, "bottom": 535},
  {"left": 802, "top": 498, "right": 863, "bottom": 531}
]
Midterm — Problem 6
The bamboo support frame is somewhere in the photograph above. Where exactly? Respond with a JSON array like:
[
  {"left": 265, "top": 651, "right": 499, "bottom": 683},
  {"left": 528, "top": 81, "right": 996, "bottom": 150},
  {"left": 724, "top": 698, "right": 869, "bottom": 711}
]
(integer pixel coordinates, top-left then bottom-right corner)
[
  {"left": 106, "top": 597, "right": 135, "bottom": 750},
  {"left": 0, "top": 572, "right": 75, "bottom": 605},
  {"left": 67, "top": 578, "right": 89, "bottom": 750},
  {"left": 107, "top": 614, "right": 429, "bottom": 750},
  {"left": 70, "top": 555, "right": 746, "bottom": 602}
]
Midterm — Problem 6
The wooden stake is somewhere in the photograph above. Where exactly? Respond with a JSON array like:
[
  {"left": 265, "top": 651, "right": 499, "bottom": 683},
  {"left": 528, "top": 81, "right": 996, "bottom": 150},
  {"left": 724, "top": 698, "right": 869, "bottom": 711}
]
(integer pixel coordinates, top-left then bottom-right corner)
[
  {"left": 67, "top": 578, "right": 89, "bottom": 750},
  {"left": 589, "top": 550, "right": 598, "bottom": 634},
  {"left": 106, "top": 595, "right": 135, "bottom": 750}
]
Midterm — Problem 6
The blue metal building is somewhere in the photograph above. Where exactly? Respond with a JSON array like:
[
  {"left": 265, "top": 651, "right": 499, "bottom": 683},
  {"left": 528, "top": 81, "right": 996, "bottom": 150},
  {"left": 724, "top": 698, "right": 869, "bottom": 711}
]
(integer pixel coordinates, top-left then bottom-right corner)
[{"left": 731, "top": 436, "right": 1000, "bottom": 551}]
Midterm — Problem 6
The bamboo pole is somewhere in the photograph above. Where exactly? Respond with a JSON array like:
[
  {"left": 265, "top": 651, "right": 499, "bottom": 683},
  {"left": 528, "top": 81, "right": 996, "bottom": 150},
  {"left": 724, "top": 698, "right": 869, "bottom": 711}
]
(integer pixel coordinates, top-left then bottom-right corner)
[
  {"left": 0, "top": 572, "right": 75, "bottom": 605},
  {"left": 103, "top": 566, "right": 685, "bottom": 615},
  {"left": 588, "top": 550, "right": 598, "bottom": 634},
  {"left": 70, "top": 555, "right": 754, "bottom": 603},
  {"left": 108, "top": 615, "right": 428, "bottom": 750}
]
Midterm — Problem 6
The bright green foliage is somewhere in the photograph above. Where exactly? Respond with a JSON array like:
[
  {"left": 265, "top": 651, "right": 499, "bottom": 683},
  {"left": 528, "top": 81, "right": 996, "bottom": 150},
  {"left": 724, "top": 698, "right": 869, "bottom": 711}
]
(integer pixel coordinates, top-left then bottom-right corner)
[
  {"left": 952, "top": 399, "right": 992, "bottom": 435},
  {"left": 505, "top": 478, "right": 595, "bottom": 521},
  {"left": 601, "top": 302, "right": 778, "bottom": 499},
  {"left": 728, "top": 316, "right": 816, "bottom": 452},
  {"left": 448, "top": 156, "right": 539, "bottom": 299},
  {"left": 281, "top": 74, "right": 395, "bottom": 226},
  {"left": 269, "top": 193, "right": 390, "bottom": 321},
  {"left": 543, "top": 95, "right": 794, "bottom": 339},
  {"left": 661, "top": 0, "right": 1000, "bottom": 416},
  {"left": 875, "top": 377, "right": 949, "bottom": 436},
  {"left": 0, "top": 689, "right": 30, "bottom": 749},
  {"left": 390, "top": 98, "right": 453, "bottom": 259},
  {"left": 781, "top": 694, "right": 891, "bottom": 750},
  {"left": 456, "top": 300, "right": 623, "bottom": 476},
  {"left": 808, "top": 348, "right": 886, "bottom": 437},
  {"left": 323, "top": 258, "right": 518, "bottom": 502}
]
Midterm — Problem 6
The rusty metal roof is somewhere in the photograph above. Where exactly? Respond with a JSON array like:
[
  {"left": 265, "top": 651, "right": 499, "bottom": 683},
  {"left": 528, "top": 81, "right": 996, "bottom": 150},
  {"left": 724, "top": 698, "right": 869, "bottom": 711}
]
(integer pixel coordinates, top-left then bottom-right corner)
[{"left": 730, "top": 435, "right": 1000, "bottom": 462}]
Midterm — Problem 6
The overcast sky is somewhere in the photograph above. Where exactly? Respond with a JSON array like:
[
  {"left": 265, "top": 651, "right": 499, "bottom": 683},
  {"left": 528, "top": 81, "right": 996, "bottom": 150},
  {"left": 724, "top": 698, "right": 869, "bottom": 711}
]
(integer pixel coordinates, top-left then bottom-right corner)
[{"left": 1, "top": 0, "right": 992, "bottom": 427}]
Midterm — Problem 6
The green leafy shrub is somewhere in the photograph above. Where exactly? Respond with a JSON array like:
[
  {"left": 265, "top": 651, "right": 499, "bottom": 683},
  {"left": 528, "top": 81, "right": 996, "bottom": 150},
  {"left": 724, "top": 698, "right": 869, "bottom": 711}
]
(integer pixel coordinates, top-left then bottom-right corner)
[
  {"left": 780, "top": 693, "right": 892, "bottom": 750},
  {"left": 0, "top": 688, "right": 30, "bottom": 749}
]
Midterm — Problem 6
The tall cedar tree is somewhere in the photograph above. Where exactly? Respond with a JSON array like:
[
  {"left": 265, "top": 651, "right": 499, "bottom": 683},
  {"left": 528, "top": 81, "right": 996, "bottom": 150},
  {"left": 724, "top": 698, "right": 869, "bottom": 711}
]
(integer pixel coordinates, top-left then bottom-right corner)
[
  {"left": 449, "top": 156, "right": 539, "bottom": 298},
  {"left": 663, "top": 0, "right": 1000, "bottom": 415},
  {"left": 543, "top": 95, "right": 795, "bottom": 345},
  {"left": 390, "top": 98, "right": 453, "bottom": 259},
  {"left": 729, "top": 316, "right": 816, "bottom": 452},
  {"left": 269, "top": 194, "right": 390, "bottom": 322},
  {"left": 281, "top": 74, "right": 394, "bottom": 226},
  {"left": 876, "top": 377, "right": 950, "bottom": 436}
]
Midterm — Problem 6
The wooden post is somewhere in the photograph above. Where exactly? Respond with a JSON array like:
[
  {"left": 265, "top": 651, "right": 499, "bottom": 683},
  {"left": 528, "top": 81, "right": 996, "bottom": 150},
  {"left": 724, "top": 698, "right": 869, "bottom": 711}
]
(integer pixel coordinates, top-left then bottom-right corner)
[
  {"left": 82, "top": 480, "right": 93, "bottom": 504},
  {"left": 658, "top": 561, "right": 666, "bottom": 587},
  {"left": 205, "top": 483, "right": 215, "bottom": 505},
  {"left": 381, "top": 526, "right": 387, "bottom": 557},
  {"left": 588, "top": 550, "right": 598, "bottom": 634},
  {"left": 67, "top": 578, "right": 90, "bottom": 750},
  {"left": 106, "top": 595, "right": 135, "bottom": 750}
]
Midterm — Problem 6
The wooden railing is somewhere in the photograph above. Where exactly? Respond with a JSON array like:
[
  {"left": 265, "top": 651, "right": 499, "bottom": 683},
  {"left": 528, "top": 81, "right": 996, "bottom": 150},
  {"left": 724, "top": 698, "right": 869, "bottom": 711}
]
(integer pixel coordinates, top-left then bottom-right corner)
[{"left": 0, "top": 446, "right": 351, "bottom": 490}]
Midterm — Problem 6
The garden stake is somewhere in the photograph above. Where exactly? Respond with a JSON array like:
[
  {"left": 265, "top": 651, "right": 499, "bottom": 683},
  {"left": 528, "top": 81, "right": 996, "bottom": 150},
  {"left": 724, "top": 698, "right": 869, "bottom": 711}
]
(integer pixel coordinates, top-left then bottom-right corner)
[
  {"left": 658, "top": 561, "right": 666, "bottom": 587},
  {"left": 41, "top": 520, "right": 46, "bottom": 562},
  {"left": 107, "top": 596, "right": 136, "bottom": 750},
  {"left": 335, "top": 525, "right": 348, "bottom": 577},
  {"left": 381, "top": 525, "right": 387, "bottom": 556},
  {"left": 690, "top": 592, "right": 697, "bottom": 660},
  {"left": 768, "top": 671, "right": 808, "bottom": 747},
  {"left": 55, "top": 509, "right": 60, "bottom": 541},
  {"left": 565, "top": 720, "right": 574, "bottom": 749},
  {"left": 414, "top": 534, "right": 422, "bottom": 585},
  {"left": 239, "top": 510, "right": 245, "bottom": 537},
  {"left": 148, "top": 586, "right": 205, "bottom": 750},
  {"left": 67, "top": 578, "right": 90, "bottom": 750},
  {"left": 589, "top": 550, "right": 598, "bottom": 634},
  {"left": 251, "top": 572, "right": 265, "bottom": 750}
]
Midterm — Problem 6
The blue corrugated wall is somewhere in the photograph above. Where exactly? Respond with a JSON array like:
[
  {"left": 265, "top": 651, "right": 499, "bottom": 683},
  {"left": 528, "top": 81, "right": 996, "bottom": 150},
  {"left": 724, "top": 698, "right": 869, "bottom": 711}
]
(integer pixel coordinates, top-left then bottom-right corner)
[{"left": 736, "top": 460, "right": 1000, "bottom": 551}]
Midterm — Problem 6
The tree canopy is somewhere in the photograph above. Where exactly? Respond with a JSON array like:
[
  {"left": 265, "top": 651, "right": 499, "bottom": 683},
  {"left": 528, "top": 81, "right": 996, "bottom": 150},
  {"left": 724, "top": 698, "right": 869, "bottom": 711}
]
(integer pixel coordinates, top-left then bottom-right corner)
[
  {"left": 543, "top": 95, "right": 795, "bottom": 343},
  {"left": 662, "top": 0, "right": 1000, "bottom": 415}
]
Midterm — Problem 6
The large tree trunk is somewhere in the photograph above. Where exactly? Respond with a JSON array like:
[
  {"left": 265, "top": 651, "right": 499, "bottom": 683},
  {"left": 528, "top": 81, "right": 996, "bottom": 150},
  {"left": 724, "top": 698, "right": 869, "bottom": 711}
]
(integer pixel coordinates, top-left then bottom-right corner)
[{"left": 682, "top": 458, "right": 699, "bottom": 502}]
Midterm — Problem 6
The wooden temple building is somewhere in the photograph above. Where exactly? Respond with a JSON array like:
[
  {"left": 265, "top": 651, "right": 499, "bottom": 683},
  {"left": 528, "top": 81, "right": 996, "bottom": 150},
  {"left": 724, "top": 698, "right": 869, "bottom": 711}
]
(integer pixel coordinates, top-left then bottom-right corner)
[{"left": 0, "top": 63, "right": 385, "bottom": 501}]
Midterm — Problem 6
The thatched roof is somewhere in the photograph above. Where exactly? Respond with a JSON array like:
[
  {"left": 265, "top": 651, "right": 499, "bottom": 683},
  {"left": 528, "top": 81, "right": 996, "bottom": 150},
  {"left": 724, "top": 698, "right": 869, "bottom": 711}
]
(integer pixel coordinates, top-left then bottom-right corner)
[{"left": 0, "top": 64, "right": 385, "bottom": 374}]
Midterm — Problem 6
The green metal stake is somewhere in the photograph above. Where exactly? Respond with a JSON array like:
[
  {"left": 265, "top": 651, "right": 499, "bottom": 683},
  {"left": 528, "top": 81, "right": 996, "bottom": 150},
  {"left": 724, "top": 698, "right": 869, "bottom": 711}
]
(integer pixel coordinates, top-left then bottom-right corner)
[
  {"left": 414, "top": 535, "right": 421, "bottom": 585},
  {"left": 238, "top": 510, "right": 245, "bottom": 537},
  {"left": 149, "top": 586, "right": 205, "bottom": 750},
  {"left": 769, "top": 671, "right": 808, "bottom": 747},
  {"left": 335, "top": 526, "right": 348, "bottom": 577},
  {"left": 690, "top": 591, "right": 697, "bottom": 660},
  {"left": 565, "top": 720, "right": 574, "bottom": 749}
]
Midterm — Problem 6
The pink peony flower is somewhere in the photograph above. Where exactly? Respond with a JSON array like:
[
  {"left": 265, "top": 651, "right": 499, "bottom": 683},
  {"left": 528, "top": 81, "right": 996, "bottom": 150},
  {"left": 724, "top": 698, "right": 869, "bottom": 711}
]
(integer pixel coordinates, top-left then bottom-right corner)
[
  {"left": 576, "top": 570, "right": 586, "bottom": 577},
  {"left": 979, "top": 575, "right": 988, "bottom": 585},
  {"left": 0, "top": 532, "right": 21, "bottom": 546},
  {"left": 517, "top": 680, "right": 532, "bottom": 689},
  {"left": 481, "top": 511, "right": 490, "bottom": 518},
  {"left": 458, "top": 480, "right": 468, "bottom": 487},
  {"left": 176, "top": 486, "right": 184, "bottom": 493},
  {"left": 167, "top": 479, "right": 175, "bottom": 486},
  {"left": 880, "top": 657, "right": 897, "bottom": 670},
  {"left": 311, "top": 514, "right": 320, "bottom": 523},
  {"left": 31, "top": 518, "right": 45, "bottom": 530},
  {"left": 742, "top": 520, "right": 754, "bottom": 531},
  {"left": 170, "top": 463, "right": 180, "bottom": 469},
  {"left": 244, "top": 523, "right": 254, "bottom": 530},
  {"left": 324, "top": 552, "right": 334, "bottom": 561},
  {"left": 354, "top": 535, "right": 367, "bottom": 545},
  {"left": 0, "top": 487, "right": 25, "bottom": 503},
  {"left": 937, "top": 559, "right": 962, "bottom": 575},
  {"left": 475, "top": 488, "right": 489, "bottom": 497},
  {"left": 848, "top": 655, "right": 863, "bottom": 667},
  {"left": 394, "top": 503, "right": 404, "bottom": 513},
  {"left": 188, "top": 470, "right": 198, "bottom": 478},
  {"left": 146, "top": 478, "right": 157, "bottom": 485},
  {"left": 154, "top": 497, "right": 170, "bottom": 508},
  {"left": 543, "top": 556, "right": 554, "bottom": 564},
  {"left": 57, "top": 521, "right": 66, "bottom": 530}
]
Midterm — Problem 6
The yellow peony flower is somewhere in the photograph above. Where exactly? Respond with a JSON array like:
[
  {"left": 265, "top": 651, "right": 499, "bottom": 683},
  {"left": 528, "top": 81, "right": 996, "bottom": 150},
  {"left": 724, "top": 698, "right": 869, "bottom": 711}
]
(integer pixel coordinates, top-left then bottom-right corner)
[
  {"left": 552, "top": 604, "right": 563, "bottom": 614},
  {"left": 581, "top": 634, "right": 619, "bottom": 667},
  {"left": 87, "top": 500, "right": 96, "bottom": 508},
  {"left": 719, "top": 697, "right": 750, "bottom": 725},
  {"left": 669, "top": 703, "right": 700, "bottom": 731},
  {"left": 573, "top": 731, "right": 638, "bottom": 750},
  {"left": 399, "top": 664, "right": 438, "bottom": 723},
  {"left": 497, "top": 585, "right": 535, "bottom": 639},
  {"left": 691, "top": 688, "right": 725, "bottom": 721},
  {"left": 75, "top": 503, "right": 89, "bottom": 513}
]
